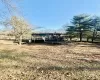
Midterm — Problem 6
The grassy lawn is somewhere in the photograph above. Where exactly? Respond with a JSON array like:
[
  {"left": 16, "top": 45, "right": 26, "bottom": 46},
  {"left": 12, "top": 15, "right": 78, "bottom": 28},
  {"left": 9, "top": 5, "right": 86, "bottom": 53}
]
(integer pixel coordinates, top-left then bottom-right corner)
[{"left": 0, "top": 41, "right": 100, "bottom": 80}]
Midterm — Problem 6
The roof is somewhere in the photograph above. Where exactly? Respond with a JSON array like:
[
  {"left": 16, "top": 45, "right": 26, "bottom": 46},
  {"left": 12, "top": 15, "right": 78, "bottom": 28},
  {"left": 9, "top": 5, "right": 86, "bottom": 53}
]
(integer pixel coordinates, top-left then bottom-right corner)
[{"left": 32, "top": 33, "right": 62, "bottom": 36}]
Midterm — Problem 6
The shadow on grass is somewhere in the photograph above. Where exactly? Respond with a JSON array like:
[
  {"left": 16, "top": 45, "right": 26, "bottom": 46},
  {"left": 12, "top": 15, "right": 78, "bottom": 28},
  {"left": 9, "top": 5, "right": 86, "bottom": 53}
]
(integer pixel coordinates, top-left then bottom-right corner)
[
  {"left": 0, "top": 50, "right": 18, "bottom": 61},
  {"left": 0, "top": 50, "right": 29, "bottom": 63},
  {"left": 0, "top": 64, "right": 21, "bottom": 69},
  {"left": 0, "top": 49, "right": 100, "bottom": 73},
  {"left": 37, "top": 65, "right": 100, "bottom": 72},
  {"left": 36, "top": 57, "right": 100, "bottom": 72}
]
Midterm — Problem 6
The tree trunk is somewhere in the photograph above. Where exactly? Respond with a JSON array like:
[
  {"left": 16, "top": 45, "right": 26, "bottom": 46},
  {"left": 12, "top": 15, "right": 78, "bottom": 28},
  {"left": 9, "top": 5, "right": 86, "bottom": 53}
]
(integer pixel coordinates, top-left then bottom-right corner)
[
  {"left": 19, "top": 35, "right": 22, "bottom": 45},
  {"left": 80, "top": 31, "right": 82, "bottom": 42},
  {"left": 69, "top": 36, "right": 72, "bottom": 41},
  {"left": 87, "top": 37, "right": 89, "bottom": 42},
  {"left": 92, "top": 30, "right": 96, "bottom": 43}
]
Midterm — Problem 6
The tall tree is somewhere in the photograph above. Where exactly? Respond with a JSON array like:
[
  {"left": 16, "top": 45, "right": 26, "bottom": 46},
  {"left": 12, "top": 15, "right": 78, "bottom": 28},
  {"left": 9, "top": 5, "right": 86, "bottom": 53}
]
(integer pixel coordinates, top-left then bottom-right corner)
[
  {"left": 72, "top": 14, "right": 91, "bottom": 42},
  {"left": 66, "top": 25, "right": 76, "bottom": 41},
  {"left": 91, "top": 16, "right": 100, "bottom": 42}
]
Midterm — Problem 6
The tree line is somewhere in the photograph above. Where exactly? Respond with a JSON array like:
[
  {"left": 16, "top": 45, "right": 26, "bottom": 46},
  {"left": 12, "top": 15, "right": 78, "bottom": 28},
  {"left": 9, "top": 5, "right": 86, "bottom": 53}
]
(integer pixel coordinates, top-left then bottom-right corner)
[{"left": 65, "top": 14, "right": 100, "bottom": 43}]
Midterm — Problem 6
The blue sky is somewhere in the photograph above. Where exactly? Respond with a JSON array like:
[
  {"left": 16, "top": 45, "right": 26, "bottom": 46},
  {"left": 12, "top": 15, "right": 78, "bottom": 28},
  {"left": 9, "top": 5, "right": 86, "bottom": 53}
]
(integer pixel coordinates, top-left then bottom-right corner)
[{"left": 1, "top": 0, "right": 100, "bottom": 31}]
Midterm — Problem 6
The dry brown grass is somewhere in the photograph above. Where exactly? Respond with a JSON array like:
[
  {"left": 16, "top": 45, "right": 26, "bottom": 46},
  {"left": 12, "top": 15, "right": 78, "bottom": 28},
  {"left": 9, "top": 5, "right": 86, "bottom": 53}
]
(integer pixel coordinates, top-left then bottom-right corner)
[{"left": 0, "top": 40, "right": 100, "bottom": 80}]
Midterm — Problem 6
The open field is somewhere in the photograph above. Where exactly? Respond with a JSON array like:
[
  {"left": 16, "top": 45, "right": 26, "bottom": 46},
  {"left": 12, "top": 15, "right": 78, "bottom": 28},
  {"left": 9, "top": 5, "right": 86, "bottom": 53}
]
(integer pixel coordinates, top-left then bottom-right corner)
[{"left": 0, "top": 40, "right": 100, "bottom": 80}]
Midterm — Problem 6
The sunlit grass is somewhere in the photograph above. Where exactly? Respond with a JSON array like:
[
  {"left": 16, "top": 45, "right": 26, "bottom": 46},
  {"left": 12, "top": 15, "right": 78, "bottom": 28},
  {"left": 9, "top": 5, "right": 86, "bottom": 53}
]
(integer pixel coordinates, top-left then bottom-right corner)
[{"left": 0, "top": 43, "right": 99, "bottom": 80}]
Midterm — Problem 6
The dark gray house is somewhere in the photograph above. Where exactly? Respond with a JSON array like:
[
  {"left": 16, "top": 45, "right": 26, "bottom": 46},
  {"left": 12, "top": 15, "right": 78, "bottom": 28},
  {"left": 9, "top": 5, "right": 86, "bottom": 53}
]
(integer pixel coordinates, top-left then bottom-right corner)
[{"left": 31, "top": 33, "right": 64, "bottom": 43}]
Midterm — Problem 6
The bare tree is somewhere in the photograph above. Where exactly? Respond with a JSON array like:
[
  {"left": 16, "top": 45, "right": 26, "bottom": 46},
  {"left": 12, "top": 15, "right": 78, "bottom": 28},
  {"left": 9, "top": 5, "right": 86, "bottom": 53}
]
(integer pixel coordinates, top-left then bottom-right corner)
[
  {"left": 1, "top": 0, "right": 18, "bottom": 13},
  {"left": 10, "top": 16, "right": 31, "bottom": 45},
  {"left": 1, "top": 0, "right": 32, "bottom": 45}
]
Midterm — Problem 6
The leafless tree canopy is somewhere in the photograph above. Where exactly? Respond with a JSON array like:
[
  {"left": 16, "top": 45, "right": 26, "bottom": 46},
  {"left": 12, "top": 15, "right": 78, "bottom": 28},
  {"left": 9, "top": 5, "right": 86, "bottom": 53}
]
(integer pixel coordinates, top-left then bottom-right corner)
[
  {"left": 10, "top": 16, "right": 31, "bottom": 45},
  {"left": 1, "top": 0, "right": 19, "bottom": 15}
]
